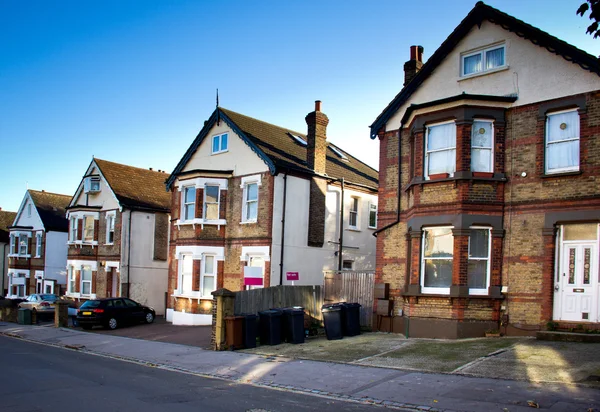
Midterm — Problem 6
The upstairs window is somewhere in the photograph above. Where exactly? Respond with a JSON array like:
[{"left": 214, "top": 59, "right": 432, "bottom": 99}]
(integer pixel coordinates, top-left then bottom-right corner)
[
  {"left": 18, "top": 233, "right": 28, "bottom": 255},
  {"left": 462, "top": 44, "right": 505, "bottom": 76},
  {"left": 84, "top": 216, "right": 95, "bottom": 242},
  {"left": 471, "top": 120, "right": 494, "bottom": 173},
  {"left": 425, "top": 122, "right": 456, "bottom": 178},
  {"left": 106, "top": 213, "right": 115, "bottom": 244},
  {"left": 70, "top": 217, "right": 78, "bottom": 241},
  {"left": 368, "top": 203, "right": 377, "bottom": 229},
  {"left": 468, "top": 228, "right": 491, "bottom": 295},
  {"left": 9, "top": 234, "right": 16, "bottom": 254},
  {"left": 35, "top": 233, "right": 42, "bottom": 257},
  {"left": 27, "top": 204, "right": 32, "bottom": 217},
  {"left": 203, "top": 185, "right": 220, "bottom": 220},
  {"left": 349, "top": 197, "right": 359, "bottom": 229},
  {"left": 84, "top": 176, "right": 101, "bottom": 193},
  {"left": 545, "top": 109, "right": 580, "bottom": 174},
  {"left": 243, "top": 183, "right": 258, "bottom": 222},
  {"left": 421, "top": 227, "right": 453, "bottom": 294},
  {"left": 183, "top": 187, "right": 196, "bottom": 221},
  {"left": 212, "top": 133, "right": 228, "bottom": 154}
]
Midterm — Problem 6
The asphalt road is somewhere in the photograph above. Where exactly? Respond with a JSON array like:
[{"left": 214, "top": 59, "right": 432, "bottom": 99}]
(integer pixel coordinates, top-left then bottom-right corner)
[{"left": 0, "top": 336, "right": 382, "bottom": 412}]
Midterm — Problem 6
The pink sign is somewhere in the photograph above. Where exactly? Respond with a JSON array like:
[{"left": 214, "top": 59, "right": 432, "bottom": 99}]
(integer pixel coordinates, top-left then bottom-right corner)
[
  {"left": 244, "top": 277, "right": 263, "bottom": 286},
  {"left": 286, "top": 272, "right": 299, "bottom": 281}
]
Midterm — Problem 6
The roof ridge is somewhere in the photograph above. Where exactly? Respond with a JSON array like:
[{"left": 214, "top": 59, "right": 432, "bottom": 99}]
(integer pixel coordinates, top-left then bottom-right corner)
[
  {"left": 28, "top": 189, "right": 72, "bottom": 199},
  {"left": 220, "top": 107, "right": 307, "bottom": 138},
  {"left": 94, "top": 158, "right": 169, "bottom": 175},
  {"left": 327, "top": 144, "right": 379, "bottom": 174}
]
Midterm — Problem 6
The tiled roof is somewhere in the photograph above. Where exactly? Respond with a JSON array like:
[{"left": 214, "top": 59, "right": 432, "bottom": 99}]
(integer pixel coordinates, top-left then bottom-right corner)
[
  {"left": 94, "top": 159, "right": 171, "bottom": 212},
  {"left": 28, "top": 190, "right": 71, "bottom": 232},
  {"left": 0, "top": 210, "right": 17, "bottom": 242},
  {"left": 220, "top": 108, "right": 378, "bottom": 189}
]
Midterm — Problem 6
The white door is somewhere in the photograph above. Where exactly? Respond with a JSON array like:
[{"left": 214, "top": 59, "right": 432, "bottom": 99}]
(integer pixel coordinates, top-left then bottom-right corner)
[
  {"left": 559, "top": 243, "right": 598, "bottom": 322},
  {"left": 111, "top": 269, "right": 118, "bottom": 297}
]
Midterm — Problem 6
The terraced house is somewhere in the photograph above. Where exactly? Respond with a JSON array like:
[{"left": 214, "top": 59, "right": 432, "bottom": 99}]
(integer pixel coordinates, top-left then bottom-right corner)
[
  {"left": 165, "top": 102, "right": 378, "bottom": 325},
  {"left": 65, "top": 158, "right": 170, "bottom": 314},
  {"left": 6, "top": 190, "right": 70, "bottom": 298},
  {"left": 371, "top": 2, "right": 600, "bottom": 337},
  {"left": 0, "top": 209, "right": 17, "bottom": 295}
]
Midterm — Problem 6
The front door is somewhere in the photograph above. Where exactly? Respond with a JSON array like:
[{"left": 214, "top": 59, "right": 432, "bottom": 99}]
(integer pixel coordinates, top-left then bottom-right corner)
[{"left": 559, "top": 243, "right": 598, "bottom": 322}]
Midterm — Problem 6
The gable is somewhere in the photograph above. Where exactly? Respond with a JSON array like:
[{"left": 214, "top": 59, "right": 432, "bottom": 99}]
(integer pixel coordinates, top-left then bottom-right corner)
[
  {"left": 13, "top": 192, "right": 44, "bottom": 231},
  {"left": 70, "top": 160, "right": 120, "bottom": 211}
]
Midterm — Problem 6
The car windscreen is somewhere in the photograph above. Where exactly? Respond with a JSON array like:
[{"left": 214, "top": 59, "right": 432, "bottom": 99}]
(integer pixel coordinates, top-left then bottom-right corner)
[
  {"left": 40, "top": 294, "right": 58, "bottom": 302},
  {"left": 80, "top": 300, "right": 102, "bottom": 309}
]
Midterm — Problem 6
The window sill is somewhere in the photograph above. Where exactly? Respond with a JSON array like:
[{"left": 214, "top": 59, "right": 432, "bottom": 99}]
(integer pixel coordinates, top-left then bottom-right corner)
[
  {"left": 347, "top": 227, "right": 361, "bottom": 232},
  {"left": 239, "top": 220, "right": 257, "bottom": 225},
  {"left": 105, "top": 243, "right": 114, "bottom": 246},
  {"left": 176, "top": 219, "right": 227, "bottom": 229},
  {"left": 404, "top": 172, "right": 506, "bottom": 192},
  {"left": 541, "top": 170, "right": 582, "bottom": 179},
  {"left": 68, "top": 241, "right": 98, "bottom": 247},
  {"left": 172, "top": 293, "right": 213, "bottom": 300},
  {"left": 8, "top": 254, "right": 31, "bottom": 259},
  {"left": 368, "top": 226, "right": 377, "bottom": 230},
  {"left": 458, "top": 65, "right": 509, "bottom": 81},
  {"left": 211, "top": 150, "right": 229, "bottom": 155}
]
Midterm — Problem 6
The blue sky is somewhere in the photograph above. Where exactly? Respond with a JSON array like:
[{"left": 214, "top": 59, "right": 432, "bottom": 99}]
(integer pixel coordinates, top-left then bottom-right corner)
[{"left": 1, "top": 0, "right": 598, "bottom": 213}]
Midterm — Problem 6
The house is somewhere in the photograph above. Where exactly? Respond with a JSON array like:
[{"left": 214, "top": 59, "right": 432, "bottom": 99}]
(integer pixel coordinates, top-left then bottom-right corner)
[
  {"left": 0, "top": 209, "right": 18, "bottom": 295},
  {"left": 65, "top": 158, "right": 170, "bottom": 314},
  {"left": 370, "top": 2, "right": 600, "bottom": 338},
  {"left": 165, "top": 102, "right": 379, "bottom": 325},
  {"left": 6, "top": 190, "right": 71, "bottom": 298}
]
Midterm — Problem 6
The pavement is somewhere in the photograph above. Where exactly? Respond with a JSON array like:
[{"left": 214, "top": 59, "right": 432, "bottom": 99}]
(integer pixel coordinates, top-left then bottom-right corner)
[{"left": 0, "top": 322, "right": 598, "bottom": 412}]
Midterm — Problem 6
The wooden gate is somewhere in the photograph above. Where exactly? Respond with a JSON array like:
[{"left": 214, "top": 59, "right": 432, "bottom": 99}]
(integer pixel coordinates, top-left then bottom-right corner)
[{"left": 323, "top": 271, "right": 374, "bottom": 328}]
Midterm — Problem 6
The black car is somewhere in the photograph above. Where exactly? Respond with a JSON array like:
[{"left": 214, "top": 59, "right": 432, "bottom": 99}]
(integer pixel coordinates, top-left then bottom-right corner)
[{"left": 77, "top": 297, "right": 155, "bottom": 330}]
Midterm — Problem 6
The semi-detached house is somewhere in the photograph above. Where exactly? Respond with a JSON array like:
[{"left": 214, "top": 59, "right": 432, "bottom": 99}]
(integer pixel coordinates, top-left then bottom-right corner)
[
  {"left": 165, "top": 102, "right": 379, "bottom": 325},
  {"left": 371, "top": 2, "right": 600, "bottom": 338},
  {"left": 0, "top": 209, "right": 17, "bottom": 295}
]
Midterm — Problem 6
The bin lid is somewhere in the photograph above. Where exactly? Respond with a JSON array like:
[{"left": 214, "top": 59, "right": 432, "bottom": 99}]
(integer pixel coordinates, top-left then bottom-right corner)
[
  {"left": 343, "top": 302, "right": 361, "bottom": 308},
  {"left": 240, "top": 313, "right": 258, "bottom": 319},
  {"left": 282, "top": 307, "right": 304, "bottom": 314},
  {"left": 225, "top": 316, "right": 245, "bottom": 320},
  {"left": 321, "top": 305, "right": 341, "bottom": 312},
  {"left": 259, "top": 309, "right": 282, "bottom": 316}
]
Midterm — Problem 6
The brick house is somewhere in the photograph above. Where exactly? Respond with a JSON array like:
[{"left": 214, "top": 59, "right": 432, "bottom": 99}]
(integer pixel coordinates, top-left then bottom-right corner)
[
  {"left": 165, "top": 102, "right": 379, "bottom": 325},
  {"left": 6, "top": 190, "right": 70, "bottom": 298},
  {"left": 370, "top": 2, "right": 600, "bottom": 338},
  {"left": 65, "top": 158, "right": 170, "bottom": 314},
  {"left": 0, "top": 209, "right": 17, "bottom": 295}
]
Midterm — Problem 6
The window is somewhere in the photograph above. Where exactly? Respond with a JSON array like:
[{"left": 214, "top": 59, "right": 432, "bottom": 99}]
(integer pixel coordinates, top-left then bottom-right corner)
[
  {"left": 84, "top": 216, "right": 95, "bottom": 242},
  {"left": 84, "top": 176, "right": 101, "bottom": 193},
  {"left": 68, "top": 267, "right": 75, "bottom": 294},
  {"left": 421, "top": 227, "right": 454, "bottom": 294},
  {"left": 349, "top": 197, "right": 359, "bottom": 229},
  {"left": 106, "top": 213, "right": 115, "bottom": 244},
  {"left": 18, "top": 234, "right": 28, "bottom": 256},
  {"left": 368, "top": 203, "right": 377, "bottom": 229},
  {"left": 81, "top": 266, "right": 92, "bottom": 295},
  {"left": 342, "top": 260, "right": 354, "bottom": 270},
  {"left": 27, "top": 204, "right": 31, "bottom": 217},
  {"left": 425, "top": 122, "right": 456, "bottom": 178},
  {"left": 211, "top": 133, "right": 228, "bottom": 154},
  {"left": 123, "top": 298, "right": 138, "bottom": 308},
  {"left": 471, "top": 120, "right": 494, "bottom": 173},
  {"left": 183, "top": 187, "right": 196, "bottom": 221},
  {"left": 243, "top": 183, "right": 258, "bottom": 222},
  {"left": 468, "top": 228, "right": 491, "bottom": 295},
  {"left": 247, "top": 255, "right": 265, "bottom": 290},
  {"left": 70, "top": 217, "right": 78, "bottom": 241},
  {"left": 204, "top": 185, "right": 220, "bottom": 220},
  {"left": 179, "top": 254, "right": 193, "bottom": 295},
  {"left": 201, "top": 255, "right": 216, "bottom": 297},
  {"left": 9, "top": 234, "right": 15, "bottom": 255},
  {"left": 330, "top": 146, "right": 348, "bottom": 161},
  {"left": 35, "top": 233, "right": 42, "bottom": 257},
  {"left": 545, "top": 109, "right": 580, "bottom": 174},
  {"left": 289, "top": 133, "right": 307, "bottom": 146},
  {"left": 462, "top": 44, "right": 505, "bottom": 76}
]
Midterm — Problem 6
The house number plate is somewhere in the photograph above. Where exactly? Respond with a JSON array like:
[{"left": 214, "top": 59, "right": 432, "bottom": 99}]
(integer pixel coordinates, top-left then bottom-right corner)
[{"left": 573, "top": 288, "right": 585, "bottom": 293}]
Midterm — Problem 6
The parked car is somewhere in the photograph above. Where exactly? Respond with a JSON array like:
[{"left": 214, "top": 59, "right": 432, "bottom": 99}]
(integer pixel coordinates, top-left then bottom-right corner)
[
  {"left": 18, "top": 294, "right": 59, "bottom": 318},
  {"left": 76, "top": 297, "right": 155, "bottom": 330}
]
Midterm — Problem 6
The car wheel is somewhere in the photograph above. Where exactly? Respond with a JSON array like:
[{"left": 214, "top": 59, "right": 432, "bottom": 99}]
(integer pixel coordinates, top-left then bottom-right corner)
[
  {"left": 81, "top": 324, "right": 92, "bottom": 330},
  {"left": 145, "top": 312, "right": 154, "bottom": 324},
  {"left": 107, "top": 317, "right": 118, "bottom": 330}
]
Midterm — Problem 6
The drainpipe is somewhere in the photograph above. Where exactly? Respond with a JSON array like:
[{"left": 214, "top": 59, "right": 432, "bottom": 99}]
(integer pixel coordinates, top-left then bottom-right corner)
[
  {"left": 338, "top": 178, "right": 344, "bottom": 271},
  {"left": 127, "top": 210, "right": 133, "bottom": 298},
  {"left": 279, "top": 171, "right": 288, "bottom": 285}
]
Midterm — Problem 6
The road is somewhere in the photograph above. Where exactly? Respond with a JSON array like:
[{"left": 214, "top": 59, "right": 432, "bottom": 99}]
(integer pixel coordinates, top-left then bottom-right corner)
[{"left": 0, "top": 336, "right": 382, "bottom": 412}]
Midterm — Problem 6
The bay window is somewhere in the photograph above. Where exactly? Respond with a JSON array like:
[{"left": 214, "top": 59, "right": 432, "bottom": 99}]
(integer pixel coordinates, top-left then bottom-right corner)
[
  {"left": 18, "top": 234, "right": 28, "bottom": 256},
  {"left": 421, "top": 227, "right": 454, "bottom": 293},
  {"left": 201, "top": 255, "right": 216, "bottom": 297},
  {"left": 9, "top": 234, "right": 15, "bottom": 255},
  {"left": 179, "top": 254, "right": 193, "bottom": 295},
  {"left": 545, "top": 109, "right": 580, "bottom": 174},
  {"left": 81, "top": 266, "right": 92, "bottom": 295},
  {"left": 68, "top": 267, "right": 76, "bottom": 294},
  {"left": 183, "top": 187, "right": 196, "bottom": 221},
  {"left": 70, "top": 217, "right": 78, "bottom": 241},
  {"left": 468, "top": 228, "right": 491, "bottom": 295},
  {"left": 84, "top": 216, "right": 94, "bottom": 242},
  {"left": 203, "top": 185, "right": 220, "bottom": 221},
  {"left": 471, "top": 120, "right": 494, "bottom": 172},
  {"left": 425, "top": 122, "right": 456, "bottom": 178}
]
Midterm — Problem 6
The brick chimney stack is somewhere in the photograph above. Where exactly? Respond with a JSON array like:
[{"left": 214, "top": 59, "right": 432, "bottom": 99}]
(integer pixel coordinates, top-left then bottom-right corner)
[
  {"left": 305, "top": 100, "right": 329, "bottom": 175},
  {"left": 404, "top": 45, "right": 424, "bottom": 86}
]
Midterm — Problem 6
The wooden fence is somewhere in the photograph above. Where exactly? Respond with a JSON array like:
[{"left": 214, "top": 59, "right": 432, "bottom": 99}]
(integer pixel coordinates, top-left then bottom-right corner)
[
  {"left": 323, "top": 271, "right": 375, "bottom": 328},
  {"left": 234, "top": 285, "right": 323, "bottom": 322}
]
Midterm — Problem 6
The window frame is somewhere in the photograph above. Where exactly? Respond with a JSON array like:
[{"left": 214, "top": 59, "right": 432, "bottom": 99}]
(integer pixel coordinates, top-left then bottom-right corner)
[
  {"left": 471, "top": 119, "right": 494, "bottom": 173},
  {"left": 242, "top": 182, "right": 259, "bottom": 223},
  {"left": 420, "top": 226, "right": 454, "bottom": 295},
  {"left": 203, "top": 185, "right": 220, "bottom": 221},
  {"left": 83, "top": 215, "right": 95, "bottom": 242},
  {"left": 201, "top": 254, "right": 217, "bottom": 298},
  {"left": 35, "top": 232, "right": 42, "bottom": 258},
  {"left": 70, "top": 217, "right": 78, "bottom": 242},
  {"left": 211, "top": 133, "right": 229, "bottom": 155},
  {"left": 182, "top": 186, "right": 196, "bottom": 222},
  {"left": 349, "top": 197, "right": 360, "bottom": 230},
  {"left": 27, "top": 204, "right": 32, "bottom": 217},
  {"left": 68, "top": 266, "right": 76, "bottom": 294},
  {"left": 105, "top": 212, "right": 115, "bottom": 245},
  {"left": 461, "top": 44, "right": 506, "bottom": 77},
  {"left": 18, "top": 233, "right": 28, "bottom": 256},
  {"left": 81, "top": 265, "right": 92, "bottom": 296},
  {"left": 545, "top": 108, "right": 580, "bottom": 174},
  {"left": 178, "top": 254, "right": 193, "bottom": 295},
  {"left": 424, "top": 121, "right": 456, "bottom": 179},
  {"left": 368, "top": 202, "right": 378, "bottom": 229},
  {"left": 468, "top": 226, "right": 492, "bottom": 296},
  {"left": 342, "top": 260, "right": 354, "bottom": 271},
  {"left": 9, "top": 234, "right": 16, "bottom": 255}
]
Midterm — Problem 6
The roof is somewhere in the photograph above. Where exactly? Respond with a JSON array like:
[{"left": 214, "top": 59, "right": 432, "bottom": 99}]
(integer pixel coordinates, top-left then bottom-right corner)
[
  {"left": 94, "top": 158, "right": 171, "bottom": 212},
  {"left": 370, "top": 1, "right": 600, "bottom": 138},
  {"left": 167, "top": 107, "right": 379, "bottom": 190},
  {"left": 28, "top": 190, "right": 71, "bottom": 232},
  {"left": 0, "top": 210, "right": 17, "bottom": 242}
]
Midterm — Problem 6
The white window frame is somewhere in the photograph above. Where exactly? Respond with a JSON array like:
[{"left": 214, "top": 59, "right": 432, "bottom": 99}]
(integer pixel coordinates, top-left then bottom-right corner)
[
  {"left": 178, "top": 254, "right": 193, "bottom": 295},
  {"left": 81, "top": 265, "right": 93, "bottom": 296},
  {"left": 182, "top": 186, "right": 196, "bottom": 222},
  {"left": 18, "top": 233, "right": 28, "bottom": 256},
  {"left": 83, "top": 215, "right": 95, "bottom": 242},
  {"left": 545, "top": 109, "right": 580, "bottom": 174},
  {"left": 35, "top": 232, "right": 42, "bottom": 258},
  {"left": 201, "top": 254, "right": 217, "bottom": 298},
  {"left": 9, "top": 234, "right": 16, "bottom": 255},
  {"left": 105, "top": 212, "right": 116, "bottom": 245},
  {"left": 461, "top": 44, "right": 506, "bottom": 77},
  {"left": 349, "top": 197, "right": 360, "bottom": 229},
  {"left": 468, "top": 227, "right": 492, "bottom": 295},
  {"left": 242, "top": 182, "right": 259, "bottom": 223},
  {"left": 421, "top": 226, "right": 454, "bottom": 295},
  {"left": 84, "top": 176, "right": 101, "bottom": 193},
  {"left": 203, "top": 185, "right": 220, "bottom": 221},
  {"left": 68, "top": 266, "right": 76, "bottom": 294},
  {"left": 368, "top": 202, "right": 377, "bottom": 229},
  {"left": 424, "top": 121, "right": 456, "bottom": 179},
  {"left": 471, "top": 119, "right": 494, "bottom": 173},
  {"left": 70, "top": 217, "right": 78, "bottom": 242},
  {"left": 211, "top": 133, "right": 229, "bottom": 155}
]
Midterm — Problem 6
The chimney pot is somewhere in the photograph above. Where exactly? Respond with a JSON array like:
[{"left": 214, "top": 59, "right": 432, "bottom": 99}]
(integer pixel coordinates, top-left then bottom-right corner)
[
  {"left": 315, "top": 100, "right": 321, "bottom": 112},
  {"left": 149, "top": 168, "right": 153, "bottom": 171},
  {"left": 404, "top": 45, "right": 424, "bottom": 86}
]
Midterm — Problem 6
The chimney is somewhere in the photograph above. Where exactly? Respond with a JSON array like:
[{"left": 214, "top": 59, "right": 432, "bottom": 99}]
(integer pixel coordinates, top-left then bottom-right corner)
[
  {"left": 404, "top": 45, "right": 424, "bottom": 86},
  {"left": 305, "top": 100, "right": 329, "bottom": 174},
  {"left": 149, "top": 167, "right": 153, "bottom": 171}
]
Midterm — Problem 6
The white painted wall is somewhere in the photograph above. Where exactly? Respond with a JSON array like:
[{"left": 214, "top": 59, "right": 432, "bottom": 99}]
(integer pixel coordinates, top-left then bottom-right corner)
[
  {"left": 70, "top": 165, "right": 120, "bottom": 211},
  {"left": 14, "top": 194, "right": 43, "bottom": 231},
  {"left": 386, "top": 20, "right": 600, "bottom": 130},
  {"left": 271, "top": 174, "right": 377, "bottom": 286},
  {"left": 181, "top": 122, "right": 269, "bottom": 177},
  {"left": 44, "top": 231, "right": 67, "bottom": 285}
]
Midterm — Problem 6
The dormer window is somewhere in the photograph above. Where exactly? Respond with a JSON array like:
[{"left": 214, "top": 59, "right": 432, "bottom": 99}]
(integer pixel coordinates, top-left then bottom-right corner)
[
  {"left": 84, "top": 176, "right": 101, "bottom": 193},
  {"left": 462, "top": 44, "right": 505, "bottom": 77},
  {"left": 288, "top": 133, "right": 307, "bottom": 146}
]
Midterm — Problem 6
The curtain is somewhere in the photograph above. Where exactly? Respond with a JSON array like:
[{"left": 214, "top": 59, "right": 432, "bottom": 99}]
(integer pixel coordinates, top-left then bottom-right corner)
[
  {"left": 464, "top": 54, "right": 481, "bottom": 74},
  {"left": 486, "top": 47, "right": 504, "bottom": 69}
]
